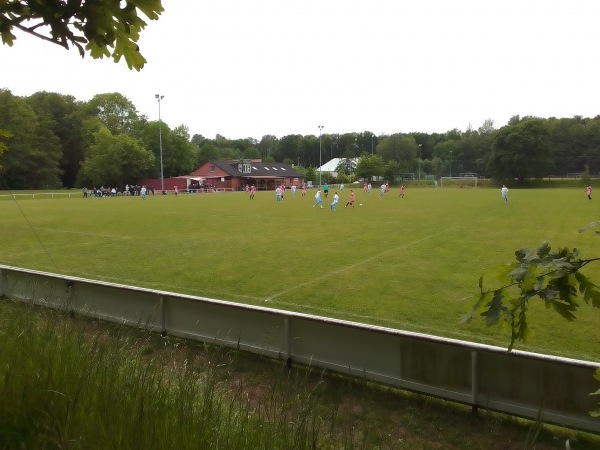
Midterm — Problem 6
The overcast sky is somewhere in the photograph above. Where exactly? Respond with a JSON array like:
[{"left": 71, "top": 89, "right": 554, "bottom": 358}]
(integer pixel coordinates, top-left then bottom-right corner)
[{"left": 1, "top": 0, "right": 599, "bottom": 140}]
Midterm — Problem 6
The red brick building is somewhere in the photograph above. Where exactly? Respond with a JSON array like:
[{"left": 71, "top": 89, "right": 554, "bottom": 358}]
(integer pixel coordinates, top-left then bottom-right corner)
[{"left": 140, "top": 160, "right": 304, "bottom": 192}]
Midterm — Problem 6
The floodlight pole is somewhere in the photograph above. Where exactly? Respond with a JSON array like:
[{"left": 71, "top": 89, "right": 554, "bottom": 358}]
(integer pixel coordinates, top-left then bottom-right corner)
[
  {"left": 418, "top": 143, "right": 422, "bottom": 181},
  {"left": 371, "top": 133, "right": 374, "bottom": 155},
  {"left": 155, "top": 94, "right": 165, "bottom": 192},
  {"left": 318, "top": 125, "right": 324, "bottom": 186},
  {"left": 450, "top": 150, "right": 453, "bottom": 177}
]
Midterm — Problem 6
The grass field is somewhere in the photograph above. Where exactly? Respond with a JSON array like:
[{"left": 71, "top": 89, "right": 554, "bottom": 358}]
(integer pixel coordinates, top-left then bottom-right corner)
[{"left": 2, "top": 186, "right": 600, "bottom": 361}]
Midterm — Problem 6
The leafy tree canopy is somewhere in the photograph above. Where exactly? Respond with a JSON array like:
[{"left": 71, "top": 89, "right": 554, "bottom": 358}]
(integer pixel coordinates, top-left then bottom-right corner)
[
  {"left": 0, "top": 0, "right": 164, "bottom": 70},
  {"left": 355, "top": 153, "right": 386, "bottom": 181},
  {"left": 487, "top": 118, "right": 554, "bottom": 183},
  {"left": 465, "top": 241, "right": 600, "bottom": 352},
  {"left": 78, "top": 127, "right": 154, "bottom": 187},
  {"left": 465, "top": 234, "right": 600, "bottom": 417}
]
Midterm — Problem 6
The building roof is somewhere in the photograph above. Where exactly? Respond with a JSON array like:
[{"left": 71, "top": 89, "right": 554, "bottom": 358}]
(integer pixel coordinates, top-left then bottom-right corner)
[
  {"left": 316, "top": 157, "right": 359, "bottom": 172},
  {"left": 207, "top": 160, "right": 303, "bottom": 178}
]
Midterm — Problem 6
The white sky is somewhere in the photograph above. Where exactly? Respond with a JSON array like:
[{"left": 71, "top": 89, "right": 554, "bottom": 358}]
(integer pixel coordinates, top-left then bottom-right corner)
[{"left": 1, "top": 0, "right": 599, "bottom": 140}]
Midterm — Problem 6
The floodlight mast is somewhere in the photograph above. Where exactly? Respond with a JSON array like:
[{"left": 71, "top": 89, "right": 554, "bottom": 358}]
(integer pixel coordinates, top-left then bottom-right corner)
[
  {"left": 418, "top": 143, "right": 422, "bottom": 180},
  {"left": 318, "top": 125, "right": 324, "bottom": 186},
  {"left": 155, "top": 94, "right": 165, "bottom": 192}
]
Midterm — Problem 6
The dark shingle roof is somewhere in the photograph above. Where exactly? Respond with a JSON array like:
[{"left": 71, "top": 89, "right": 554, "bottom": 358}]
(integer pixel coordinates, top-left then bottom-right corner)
[{"left": 217, "top": 161, "right": 303, "bottom": 178}]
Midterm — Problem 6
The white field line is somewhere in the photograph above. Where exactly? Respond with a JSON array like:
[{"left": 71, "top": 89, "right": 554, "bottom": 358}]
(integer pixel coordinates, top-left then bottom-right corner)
[
  {"left": 32, "top": 228, "right": 133, "bottom": 240},
  {"left": 264, "top": 227, "right": 458, "bottom": 302},
  {"left": 2, "top": 240, "right": 125, "bottom": 260}
]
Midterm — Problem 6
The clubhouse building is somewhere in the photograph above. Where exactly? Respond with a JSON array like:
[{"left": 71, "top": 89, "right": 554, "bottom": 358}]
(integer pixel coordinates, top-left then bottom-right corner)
[{"left": 140, "top": 159, "right": 304, "bottom": 192}]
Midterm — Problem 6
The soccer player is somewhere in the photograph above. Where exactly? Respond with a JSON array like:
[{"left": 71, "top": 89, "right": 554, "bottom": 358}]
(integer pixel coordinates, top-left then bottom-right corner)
[
  {"left": 313, "top": 189, "right": 324, "bottom": 208},
  {"left": 323, "top": 183, "right": 329, "bottom": 198},
  {"left": 399, "top": 185, "right": 405, "bottom": 198},
  {"left": 501, "top": 185, "right": 509, "bottom": 203},
  {"left": 276, "top": 186, "right": 282, "bottom": 203},
  {"left": 330, "top": 192, "right": 339, "bottom": 211},
  {"left": 345, "top": 190, "right": 356, "bottom": 208},
  {"left": 585, "top": 185, "right": 592, "bottom": 200}
]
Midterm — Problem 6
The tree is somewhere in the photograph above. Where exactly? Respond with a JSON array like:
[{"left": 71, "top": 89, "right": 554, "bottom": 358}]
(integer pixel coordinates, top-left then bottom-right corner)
[
  {"left": 487, "top": 118, "right": 554, "bottom": 183},
  {"left": 243, "top": 147, "right": 261, "bottom": 159},
  {"left": 304, "top": 166, "right": 317, "bottom": 183},
  {"left": 78, "top": 127, "right": 154, "bottom": 187},
  {"left": 383, "top": 160, "right": 401, "bottom": 182},
  {"left": 0, "top": 129, "right": 13, "bottom": 171},
  {"left": 196, "top": 142, "right": 219, "bottom": 167},
  {"left": 377, "top": 134, "right": 417, "bottom": 165},
  {"left": 218, "top": 147, "right": 242, "bottom": 161},
  {"left": 277, "top": 134, "right": 303, "bottom": 164},
  {"left": 0, "top": 89, "right": 62, "bottom": 189},
  {"left": 355, "top": 153, "right": 386, "bottom": 181},
  {"left": 465, "top": 241, "right": 600, "bottom": 350},
  {"left": 25, "top": 91, "right": 86, "bottom": 188},
  {"left": 0, "top": 0, "right": 164, "bottom": 70},
  {"left": 337, "top": 133, "right": 358, "bottom": 157},
  {"left": 335, "top": 157, "right": 357, "bottom": 177},
  {"left": 191, "top": 134, "right": 207, "bottom": 148},
  {"left": 258, "top": 135, "right": 279, "bottom": 160},
  {"left": 84, "top": 93, "right": 143, "bottom": 136}
]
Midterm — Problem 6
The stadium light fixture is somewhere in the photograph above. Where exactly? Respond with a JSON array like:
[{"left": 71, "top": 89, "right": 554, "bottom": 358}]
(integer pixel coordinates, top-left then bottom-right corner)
[
  {"left": 155, "top": 94, "right": 165, "bottom": 192},
  {"left": 318, "top": 125, "right": 324, "bottom": 186}
]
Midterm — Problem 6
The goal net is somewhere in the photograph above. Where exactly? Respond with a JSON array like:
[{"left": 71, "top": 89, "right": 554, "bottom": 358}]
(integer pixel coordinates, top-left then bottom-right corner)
[{"left": 440, "top": 176, "right": 478, "bottom": 188}]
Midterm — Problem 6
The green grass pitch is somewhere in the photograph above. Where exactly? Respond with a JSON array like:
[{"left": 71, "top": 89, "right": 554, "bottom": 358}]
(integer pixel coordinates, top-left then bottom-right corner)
[{"left": 1, "top": 186, "right": 599, "bottom": 360}]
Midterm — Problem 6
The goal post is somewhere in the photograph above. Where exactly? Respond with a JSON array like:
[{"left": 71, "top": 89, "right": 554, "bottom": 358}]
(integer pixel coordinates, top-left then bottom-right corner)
[{"left": 440, "top": 176, "right": 478, "bottom": 188}]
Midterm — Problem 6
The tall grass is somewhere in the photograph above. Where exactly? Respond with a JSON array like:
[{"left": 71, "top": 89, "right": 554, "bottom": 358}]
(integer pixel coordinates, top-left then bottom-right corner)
[
  {"left": 3, "top": 299, "right": 600, "bottom": 449},
  {"left": 0, "top": 300, "right": 364, "bottom": 449}
]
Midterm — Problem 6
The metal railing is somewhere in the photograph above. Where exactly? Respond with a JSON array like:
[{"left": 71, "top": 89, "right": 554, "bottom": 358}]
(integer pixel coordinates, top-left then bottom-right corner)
[{"left": 0, "top": 264, "right": 598, "bottom": 434}]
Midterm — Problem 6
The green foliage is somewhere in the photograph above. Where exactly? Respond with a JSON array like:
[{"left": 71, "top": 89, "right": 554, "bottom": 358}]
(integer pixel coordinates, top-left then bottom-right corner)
[
  {"left": 304, "top": 166, "right": 316, "bottom": 182},
  {"left": 467, "top": 236, "right": 600, "bottom": 418},
  {"left": 25, "top": 92, "right": 86, "bottom": 188},
  {"left": 355, "top": 153, "right": 386, "bottom": 180},
  {"left": 335, "top": 157, "right": 357, "bottom": 176},
  {"left": 383, "top": 160, "right": 401, "bottom": 181},
  {"left": 377, "top": 134, "right": 418, "bottom": 164},
  {"left": 466, "top": 242, "right": 600, "bottom": 351},
  {"left": 85, "top": 92, "right": 142, "bottom": 135},
  {"left": 78, "top": 127, "right": 154, "bottom": 187},
  {"left": 582, "top": 164, "right": 591, "bottom": 184},
  {"left": 0, "top": 89, "right": 63, "bottom": 189},
  {"left": 487, "top": 118, "right": 554, "bottom": 183},
  {"left": 0, "top": 0, "right": 164, "bottom": 70},
  {"left": 0, "top": 128, "right": 13, "bottom": 169}
]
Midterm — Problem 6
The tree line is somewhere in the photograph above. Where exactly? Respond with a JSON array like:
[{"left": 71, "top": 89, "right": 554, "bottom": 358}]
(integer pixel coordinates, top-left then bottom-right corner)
[{"left": 1, "top": 89, "right": 600, "bottom": 189}]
